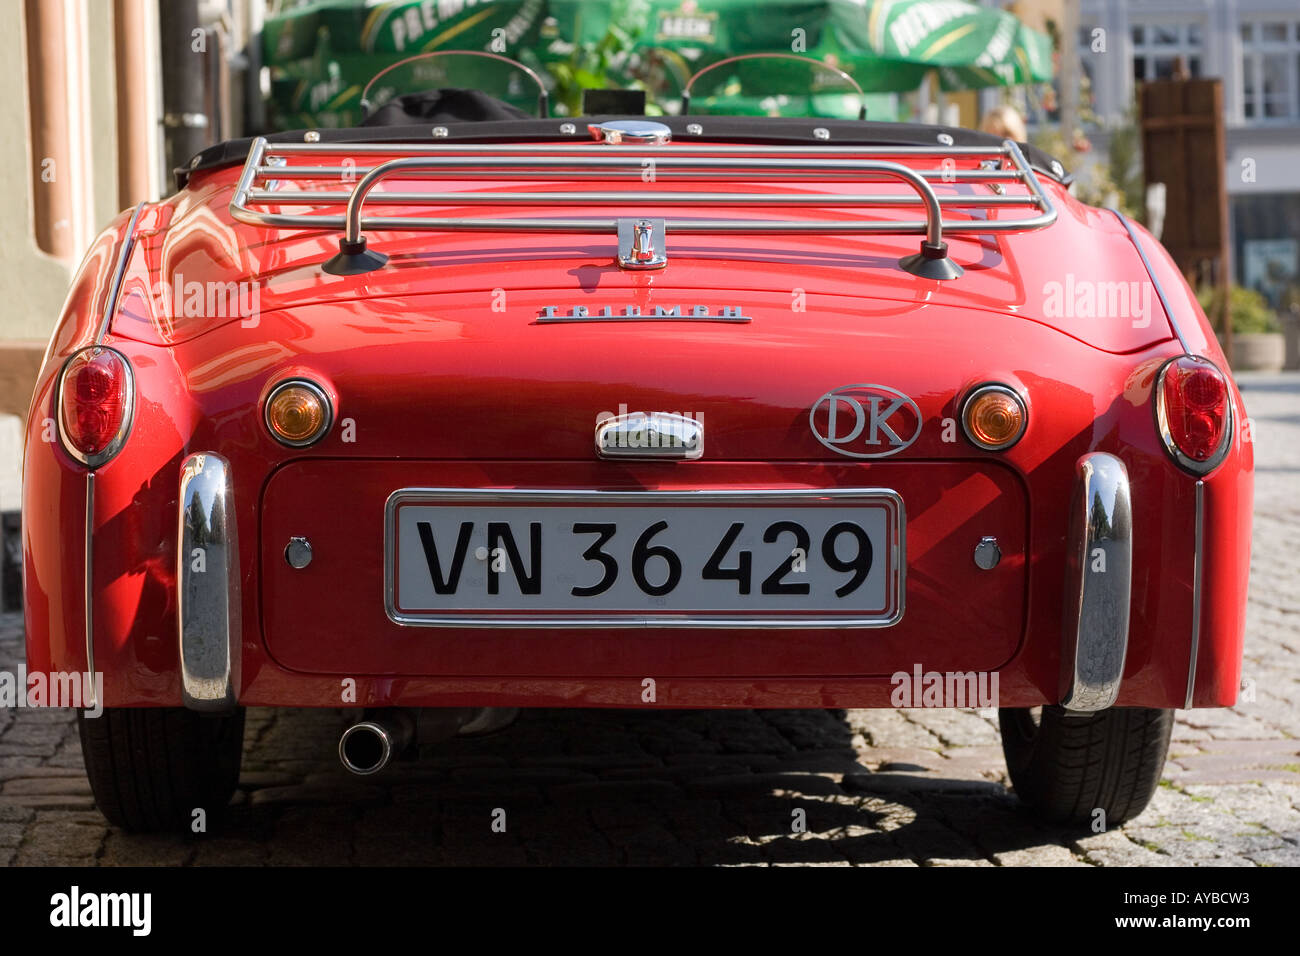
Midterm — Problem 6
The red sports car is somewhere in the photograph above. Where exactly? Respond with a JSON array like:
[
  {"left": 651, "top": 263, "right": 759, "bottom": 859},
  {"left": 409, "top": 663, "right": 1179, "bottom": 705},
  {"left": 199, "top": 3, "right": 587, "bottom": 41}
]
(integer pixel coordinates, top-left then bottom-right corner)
[{"left": 23, "top": 100, "right": 1252, "bottom": 832}]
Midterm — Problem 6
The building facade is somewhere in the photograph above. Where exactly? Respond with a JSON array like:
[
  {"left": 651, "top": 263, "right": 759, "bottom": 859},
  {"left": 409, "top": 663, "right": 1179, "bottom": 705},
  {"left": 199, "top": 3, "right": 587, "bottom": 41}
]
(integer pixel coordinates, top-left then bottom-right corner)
[{"left": 1079, "top": 0, "right": 1300, "bottom": 304}]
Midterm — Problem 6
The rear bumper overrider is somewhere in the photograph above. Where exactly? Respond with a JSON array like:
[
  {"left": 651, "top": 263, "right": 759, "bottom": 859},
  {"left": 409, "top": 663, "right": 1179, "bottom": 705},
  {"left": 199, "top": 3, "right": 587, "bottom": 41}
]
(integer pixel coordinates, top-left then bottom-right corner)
[
  {"left": 178, "top": 453, "right": 239, "bottom": 711},
  {"left": 1060, "top": 452, "right": 1133, "bottom": 712}
]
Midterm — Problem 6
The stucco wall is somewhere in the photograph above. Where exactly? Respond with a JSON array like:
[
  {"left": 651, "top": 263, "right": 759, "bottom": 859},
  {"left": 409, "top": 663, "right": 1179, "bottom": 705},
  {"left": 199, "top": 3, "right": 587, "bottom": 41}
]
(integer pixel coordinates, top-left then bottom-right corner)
[{"left": 0, "top": 1, "right": 125, "bottom": 421}]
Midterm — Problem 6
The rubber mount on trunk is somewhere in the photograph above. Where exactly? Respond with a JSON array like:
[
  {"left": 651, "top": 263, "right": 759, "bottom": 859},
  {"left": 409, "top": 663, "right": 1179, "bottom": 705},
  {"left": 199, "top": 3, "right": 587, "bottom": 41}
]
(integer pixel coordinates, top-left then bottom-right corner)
[
  {"left": 899, "top": 240, "right": 964, "bottom": 280},
  {"left": 322, "top": 237, "right": 389, "bottom": 276}
]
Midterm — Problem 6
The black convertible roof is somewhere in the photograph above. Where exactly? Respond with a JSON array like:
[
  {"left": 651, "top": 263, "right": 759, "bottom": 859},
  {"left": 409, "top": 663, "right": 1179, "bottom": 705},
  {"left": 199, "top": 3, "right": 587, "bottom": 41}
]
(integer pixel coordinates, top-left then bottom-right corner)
[{"left": 176, "top": 114, "right": 1070, "bottom": 191}]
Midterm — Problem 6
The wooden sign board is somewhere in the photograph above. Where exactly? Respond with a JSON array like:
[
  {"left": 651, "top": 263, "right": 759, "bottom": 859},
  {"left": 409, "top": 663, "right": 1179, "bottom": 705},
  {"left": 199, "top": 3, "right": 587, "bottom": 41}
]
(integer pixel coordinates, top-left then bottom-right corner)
[{"left": 1138, "top": 76, "right": 1231, "bottom": 348}]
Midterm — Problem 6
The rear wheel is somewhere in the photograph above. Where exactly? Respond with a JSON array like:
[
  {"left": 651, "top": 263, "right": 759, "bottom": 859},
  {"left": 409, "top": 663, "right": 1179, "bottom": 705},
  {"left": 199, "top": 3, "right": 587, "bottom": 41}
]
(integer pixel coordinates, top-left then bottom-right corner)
[
  {"left": 998, "top": 705, "right": 1173, "bottom": 826},
  {"left": 78, "top": 707, "right": 245, "bottom": 832}
]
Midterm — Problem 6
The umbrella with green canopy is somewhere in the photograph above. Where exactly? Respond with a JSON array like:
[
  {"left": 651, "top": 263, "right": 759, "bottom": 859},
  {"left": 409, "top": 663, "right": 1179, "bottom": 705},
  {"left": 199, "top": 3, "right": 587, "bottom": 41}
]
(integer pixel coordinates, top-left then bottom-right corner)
[
  {"left": 547, "top": 0, "right": 1053, "bottom": 89},
  {"left": 861, "top": 0, "right": 1054, "bottom": 90},
  {"left": 259, "top": 0, "right": 1055, "bottom": 127},
  {"left": 549, "top": 0, "right": 1053, "bottom": 115}
]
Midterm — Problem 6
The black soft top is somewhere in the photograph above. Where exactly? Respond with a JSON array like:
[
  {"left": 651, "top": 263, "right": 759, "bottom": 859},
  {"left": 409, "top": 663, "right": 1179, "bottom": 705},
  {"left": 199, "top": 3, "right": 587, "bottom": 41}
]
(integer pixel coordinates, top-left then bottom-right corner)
[{"left": 177, "top": 112, "right": 1069, "bottom": 191}]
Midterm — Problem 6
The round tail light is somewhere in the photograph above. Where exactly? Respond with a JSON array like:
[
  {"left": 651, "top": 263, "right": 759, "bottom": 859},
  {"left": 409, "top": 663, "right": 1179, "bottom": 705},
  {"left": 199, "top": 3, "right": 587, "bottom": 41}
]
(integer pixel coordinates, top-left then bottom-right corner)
[
  {"left": 265, "top": 380, "right": 333, "bottom": 447},
  {"left": 57, "top": 346, "right": 135, "bottom": 467},
  {"left": 961, "top": 384, "right": 1027, "bottom": 451},
  {"left": 1155, "top": 356, "right": 1232, "bottom": 474}
]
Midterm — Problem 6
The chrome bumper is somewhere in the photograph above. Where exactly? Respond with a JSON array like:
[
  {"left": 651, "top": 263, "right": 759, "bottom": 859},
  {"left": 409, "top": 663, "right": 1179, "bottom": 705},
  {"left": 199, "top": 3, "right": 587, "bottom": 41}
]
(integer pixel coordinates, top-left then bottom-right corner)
[
  {"left": 1060, "top": 452, "right": 1133, "bottom": 712},
  {"left": 178, "top": 453, "right": 239, "bottom": 710}
]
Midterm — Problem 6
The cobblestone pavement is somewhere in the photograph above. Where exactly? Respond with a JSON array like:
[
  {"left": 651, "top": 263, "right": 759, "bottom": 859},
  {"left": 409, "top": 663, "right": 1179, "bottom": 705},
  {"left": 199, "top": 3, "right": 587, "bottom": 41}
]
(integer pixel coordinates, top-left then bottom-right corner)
[{"left": 1, "top": 373, "right": 1296, "bottom": 866}]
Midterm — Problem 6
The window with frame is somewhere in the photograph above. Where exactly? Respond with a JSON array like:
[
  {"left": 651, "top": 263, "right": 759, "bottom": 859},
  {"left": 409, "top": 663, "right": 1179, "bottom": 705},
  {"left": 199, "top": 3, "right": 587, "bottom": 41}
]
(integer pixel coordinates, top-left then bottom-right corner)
[
  {"left": 1130, "top": 20, "right": 1204, "bottom": 83},
  {"left": 1240, "top": 20, "right": 1300, "bottom": 122}
]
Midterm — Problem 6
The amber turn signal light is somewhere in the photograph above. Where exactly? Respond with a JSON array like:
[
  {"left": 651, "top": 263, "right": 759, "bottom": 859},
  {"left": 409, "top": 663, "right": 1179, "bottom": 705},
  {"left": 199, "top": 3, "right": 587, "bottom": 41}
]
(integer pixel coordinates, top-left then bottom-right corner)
[
  {"left": 265, "top": 380, "right": 332, "bottom": 447},
  {"left": 961, "top": 384, "right": 1027, "bottom": 451}
]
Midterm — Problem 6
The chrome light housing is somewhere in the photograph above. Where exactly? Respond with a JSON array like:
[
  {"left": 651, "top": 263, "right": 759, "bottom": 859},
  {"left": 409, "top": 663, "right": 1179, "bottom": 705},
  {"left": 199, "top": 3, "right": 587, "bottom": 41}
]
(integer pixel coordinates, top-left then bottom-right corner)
[
  {"left": 264, "top": 379, "right": 334, "bottom": 448},
  {"left": 1153, "top": 355, "right": 1233, "bottom": 475},
  {"left": 960, "top": 383, "right": 1028, "bottom": 451},
  {"left": 56, "top": 345, "right": 136, "bottom": 468}
]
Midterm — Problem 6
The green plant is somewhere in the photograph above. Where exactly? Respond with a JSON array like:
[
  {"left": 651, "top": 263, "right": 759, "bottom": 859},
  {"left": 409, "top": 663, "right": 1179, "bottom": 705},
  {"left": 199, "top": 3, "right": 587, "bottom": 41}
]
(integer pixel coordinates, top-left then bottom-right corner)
[
  {"left": 1105, "top": 102, "right": 1145, "bottom": 221},
  {"left": 1028, "top": 72, "right": 1143, "bottom": 219},
  {"left": 1196, "top": 284, "right": 1282, "bottom": 334},
  {"left": 548, "top": 0, "right": 655, "bottom": 116},
  {"left": 1029, "top": 124, "right": 1139, "bottom": 218}
]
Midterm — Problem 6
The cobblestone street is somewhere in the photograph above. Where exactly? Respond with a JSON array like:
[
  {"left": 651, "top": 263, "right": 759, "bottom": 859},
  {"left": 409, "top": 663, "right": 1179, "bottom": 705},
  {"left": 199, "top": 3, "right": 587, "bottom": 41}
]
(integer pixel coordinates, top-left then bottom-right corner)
[{"left": 1, "top": 373, "right": 1296, "bottom": 867}]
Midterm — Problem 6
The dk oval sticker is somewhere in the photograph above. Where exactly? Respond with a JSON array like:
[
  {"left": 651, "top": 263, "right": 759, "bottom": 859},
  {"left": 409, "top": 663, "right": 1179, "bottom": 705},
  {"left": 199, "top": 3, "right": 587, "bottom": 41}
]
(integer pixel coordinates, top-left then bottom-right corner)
[{"left": 809, "top": 384, "right": 922, "bottom": 458}]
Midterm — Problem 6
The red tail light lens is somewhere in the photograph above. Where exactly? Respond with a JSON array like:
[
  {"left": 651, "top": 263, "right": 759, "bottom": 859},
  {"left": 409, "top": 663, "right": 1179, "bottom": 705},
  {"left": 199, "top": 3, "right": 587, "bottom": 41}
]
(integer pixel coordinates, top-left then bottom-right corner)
[
  {"left": 1155, "top": 356, "right": 1232, "bottom": 474},
  {"left": 58, "top": 346, "right": 135, "bottom": 466}
]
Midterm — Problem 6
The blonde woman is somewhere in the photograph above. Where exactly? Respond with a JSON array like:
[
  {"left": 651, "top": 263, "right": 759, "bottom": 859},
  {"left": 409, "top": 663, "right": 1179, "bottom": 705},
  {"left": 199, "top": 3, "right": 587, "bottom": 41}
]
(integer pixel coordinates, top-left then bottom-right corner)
[{"left": 980, "top": 104, "right": 1028, "bottom": 142}]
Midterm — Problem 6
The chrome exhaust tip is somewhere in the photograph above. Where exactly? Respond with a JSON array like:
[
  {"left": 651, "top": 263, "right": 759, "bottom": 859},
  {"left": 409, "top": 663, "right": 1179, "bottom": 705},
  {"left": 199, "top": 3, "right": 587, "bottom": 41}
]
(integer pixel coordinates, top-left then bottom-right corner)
[
  {"left": 339, "top": 708, "right": 514, "bottom": 773},
  {"left": 339, "top": 722, "right": 393, "bottom": 775},
  {"left": 339, "top": 712, "right": 413, "bottom": 775}
]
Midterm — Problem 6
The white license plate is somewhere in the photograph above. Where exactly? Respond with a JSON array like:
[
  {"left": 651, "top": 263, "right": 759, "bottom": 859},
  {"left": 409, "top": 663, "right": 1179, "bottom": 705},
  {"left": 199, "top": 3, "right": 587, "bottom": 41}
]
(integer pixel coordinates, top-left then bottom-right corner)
[{"left": 384, "top": 489, "right": 904, "bottom": 627}]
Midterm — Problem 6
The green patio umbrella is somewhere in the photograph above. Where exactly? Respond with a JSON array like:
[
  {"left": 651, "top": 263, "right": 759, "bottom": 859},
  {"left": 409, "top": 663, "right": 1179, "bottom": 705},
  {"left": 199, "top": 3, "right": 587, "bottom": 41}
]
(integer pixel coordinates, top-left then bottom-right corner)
[
  {"left": 548, "top": 0, "right": 1053, "bottom": 111},
  {"left": 259, "top": 0, "right": 1054, "bottom": 128},
  {"left": 862, "top": 0, "right": 1054, "bottom": 90}
]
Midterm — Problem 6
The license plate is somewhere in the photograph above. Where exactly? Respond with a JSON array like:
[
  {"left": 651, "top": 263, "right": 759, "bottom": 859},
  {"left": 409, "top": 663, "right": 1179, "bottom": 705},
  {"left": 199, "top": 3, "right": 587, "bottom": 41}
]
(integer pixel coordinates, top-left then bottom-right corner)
[{"left": 385, "top": 489, "right": 903, "bottom": 627}]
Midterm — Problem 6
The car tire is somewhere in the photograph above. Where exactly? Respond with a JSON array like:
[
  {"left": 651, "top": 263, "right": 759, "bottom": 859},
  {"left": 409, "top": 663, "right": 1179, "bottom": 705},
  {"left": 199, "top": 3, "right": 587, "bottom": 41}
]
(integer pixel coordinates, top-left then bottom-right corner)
[
  {"left": 78, "top": 707, "right": 245, "bottom": 832},
  {"left": 998, "top": 705, "right": 1173, "bottom": 827}
]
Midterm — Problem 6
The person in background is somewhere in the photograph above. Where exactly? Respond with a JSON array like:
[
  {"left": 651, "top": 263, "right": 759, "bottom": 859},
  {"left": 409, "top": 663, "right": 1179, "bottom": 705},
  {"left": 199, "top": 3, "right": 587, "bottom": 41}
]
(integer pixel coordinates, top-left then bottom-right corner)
[{"left": 980, "top": 104, "right": 1027, "bottom": 142}]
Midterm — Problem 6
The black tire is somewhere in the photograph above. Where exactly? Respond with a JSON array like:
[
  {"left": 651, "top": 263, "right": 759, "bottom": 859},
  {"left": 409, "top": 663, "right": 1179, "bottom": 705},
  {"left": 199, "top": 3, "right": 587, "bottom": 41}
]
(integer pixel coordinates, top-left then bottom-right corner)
[
  {"left": 998, "top": 705, "right": 1173, "bottom": 827},
  {"left": 78, "top": 707, "right": 245, "bottom": 832}
]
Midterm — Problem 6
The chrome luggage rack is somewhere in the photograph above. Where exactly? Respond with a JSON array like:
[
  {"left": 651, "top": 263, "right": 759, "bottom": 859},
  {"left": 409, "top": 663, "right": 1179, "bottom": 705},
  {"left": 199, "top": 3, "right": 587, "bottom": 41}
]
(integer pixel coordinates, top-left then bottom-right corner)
[{"left": 228, "top": 130, "right": 1058, "bottom": 280}]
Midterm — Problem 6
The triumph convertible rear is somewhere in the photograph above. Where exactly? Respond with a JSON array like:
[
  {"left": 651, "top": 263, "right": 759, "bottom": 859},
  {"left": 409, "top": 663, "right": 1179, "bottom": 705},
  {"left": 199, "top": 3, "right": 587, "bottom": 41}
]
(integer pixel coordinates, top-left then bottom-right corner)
[{"left": 24, "top": 115, "right": 1252, "bottom": 831}]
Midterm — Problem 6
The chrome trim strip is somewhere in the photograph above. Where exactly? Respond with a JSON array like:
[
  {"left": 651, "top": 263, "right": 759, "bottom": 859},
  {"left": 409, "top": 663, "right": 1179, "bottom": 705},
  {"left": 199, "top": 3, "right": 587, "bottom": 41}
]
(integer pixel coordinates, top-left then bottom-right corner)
[
  {"left": 383, "top": 488, "right": 905, "bottom": 628},
  {"left": 94, "top": 201, "right": 145, "bottom": 345},
  {"left": 1061, "top": 453, "right": 1133, "bottom": 712},
  {"left": 178, "top": 453, "right": 239, "bottom": 710},
  {"left": 1185, "top": 480, "right": 1204, "bottom": 709},
  {"left": 55, "top": 346, "right": 137, "bottom": 469},
  {"left": 1107, "top": 208, "right": 1193, "bottom": 354},
  {"left": 84, "top": 473, "right": 96, "bottom": 711}
]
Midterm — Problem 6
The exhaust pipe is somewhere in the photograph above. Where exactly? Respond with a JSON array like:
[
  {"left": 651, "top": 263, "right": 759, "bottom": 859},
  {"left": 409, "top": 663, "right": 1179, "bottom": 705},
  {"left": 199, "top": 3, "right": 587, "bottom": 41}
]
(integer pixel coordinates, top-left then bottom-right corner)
[
  {"left": 338, "top": 707, "right": 518, "bottom": 774},
  {"left": 339, "top": 710, "right": 415, "bottom": 775}
]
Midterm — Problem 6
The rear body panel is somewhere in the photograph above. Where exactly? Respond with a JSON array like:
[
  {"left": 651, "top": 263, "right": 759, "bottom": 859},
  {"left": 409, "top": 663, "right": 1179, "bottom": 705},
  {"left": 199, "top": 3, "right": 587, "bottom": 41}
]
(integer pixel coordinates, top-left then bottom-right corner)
[
  {"left": 23, "top": 129, "right": 1252, "bottom": 712},
  {"left": 261, "top": 459, "right": 1023, "bottom": 676}
]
